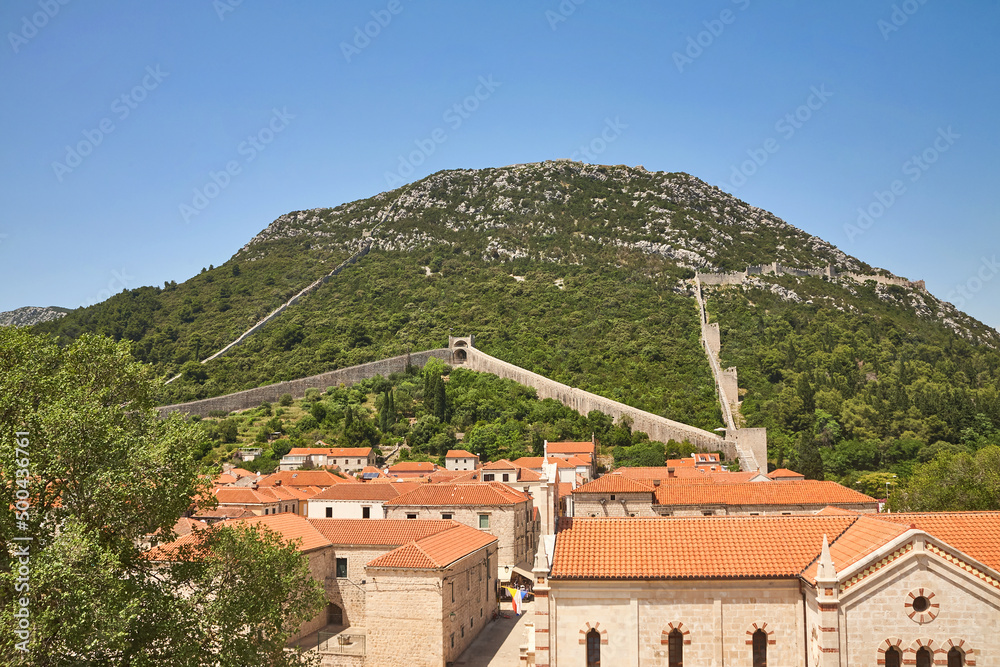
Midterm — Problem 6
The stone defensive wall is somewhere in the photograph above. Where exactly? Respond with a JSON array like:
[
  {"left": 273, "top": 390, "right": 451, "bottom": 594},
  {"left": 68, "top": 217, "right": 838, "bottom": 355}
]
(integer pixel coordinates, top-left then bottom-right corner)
[
  {"left": 158, "top": 349, "right": 452, "bottom": 417},
  {"left": 459, "top": 346, "right": 733, "bottom": 455},
  {"left": 699, "top": 262, "right": 924, "bottom": 291},
  {"left": 201, "top": 243, "right": 373, "bottom": 364}
]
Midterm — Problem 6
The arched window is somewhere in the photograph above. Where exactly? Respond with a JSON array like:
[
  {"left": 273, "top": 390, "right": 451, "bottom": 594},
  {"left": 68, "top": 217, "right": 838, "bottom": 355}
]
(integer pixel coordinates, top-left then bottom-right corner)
[
  {"left": 752, "top": 629, "right": 767, "bottom": 667},
  {"left": 586, "top": 628, "right": 601, "bottom": 667},
  {"left": 916, "top": 647, "right": 933, "bottom": 667},
  {"left": 668, "top": 628, "right": 683, "bottom": 667},
  {"left": 948, "top": 647, "right": 965, "bottom": 667},
  {"left": 885, "top": 646, "right": 902, "bottom": 667}
]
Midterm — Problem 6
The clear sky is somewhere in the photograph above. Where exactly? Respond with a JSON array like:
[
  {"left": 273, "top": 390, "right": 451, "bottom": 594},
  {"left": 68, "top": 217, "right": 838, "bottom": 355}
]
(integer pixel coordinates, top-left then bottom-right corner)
[{"left": 2, "top": 1, "right": 998, "bottom": 329}]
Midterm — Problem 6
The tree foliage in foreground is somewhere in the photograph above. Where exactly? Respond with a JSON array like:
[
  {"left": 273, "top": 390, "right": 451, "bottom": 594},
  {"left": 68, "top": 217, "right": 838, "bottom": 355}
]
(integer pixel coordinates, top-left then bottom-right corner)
[{"left": 0, "top": 328, "right": 323, "bottom": 666}]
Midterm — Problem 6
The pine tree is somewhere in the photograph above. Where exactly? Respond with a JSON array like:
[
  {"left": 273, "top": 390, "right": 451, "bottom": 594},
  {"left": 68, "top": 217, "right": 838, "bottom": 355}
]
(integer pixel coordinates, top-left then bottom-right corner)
[{"left": 796, "top": 432, "right": 824, "bottom": 480}]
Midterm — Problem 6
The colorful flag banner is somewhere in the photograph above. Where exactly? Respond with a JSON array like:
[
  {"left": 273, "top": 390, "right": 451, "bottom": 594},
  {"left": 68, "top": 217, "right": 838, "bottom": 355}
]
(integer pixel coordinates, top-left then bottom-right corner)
[{"left": 505, "top": 586, "right": 525, "bottom": 616}]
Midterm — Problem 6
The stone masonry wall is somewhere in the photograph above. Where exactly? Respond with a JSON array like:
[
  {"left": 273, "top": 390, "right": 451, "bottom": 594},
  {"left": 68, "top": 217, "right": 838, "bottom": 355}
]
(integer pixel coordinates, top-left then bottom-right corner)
[
  {"left": 157, "top": 349, "right": 453, "bottom": 417},
  {"left": 383, "top": 502, "right": 533, "bottom": 571},
  {"left": 549, "top": 579, "right": 805, "bottom": 667},
  {"left": 366, "top": 544, "right": 498, "bottom": 667},
  {"left": 461, "top": 347, "right": 731, "bottom": 454},
  {"left": 573, "top": 492, "right": 657, "bottom": 517}
]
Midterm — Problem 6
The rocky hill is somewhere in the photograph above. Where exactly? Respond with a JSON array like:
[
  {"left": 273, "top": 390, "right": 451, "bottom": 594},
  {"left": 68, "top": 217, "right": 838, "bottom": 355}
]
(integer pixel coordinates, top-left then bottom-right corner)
[
  {"left": 0, "top": 306, "right": 69, "bottom": 328},
  {"left": 34, "top": 161, "right": 1000, "bottom": 472}
]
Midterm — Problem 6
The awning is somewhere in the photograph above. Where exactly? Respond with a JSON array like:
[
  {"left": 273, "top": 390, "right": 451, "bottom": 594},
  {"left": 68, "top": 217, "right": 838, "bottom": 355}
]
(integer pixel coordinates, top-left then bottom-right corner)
[{"left": 498, "top": 561, "right": 534, "bottom": 583}]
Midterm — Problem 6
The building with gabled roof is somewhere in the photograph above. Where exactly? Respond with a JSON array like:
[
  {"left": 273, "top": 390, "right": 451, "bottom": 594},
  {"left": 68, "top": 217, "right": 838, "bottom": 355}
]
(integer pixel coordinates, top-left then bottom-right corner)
[
  {"left": 258, "top": 469, "right": 348, "bottom": 489},
  {"left": 386, "top": 460, "right": 439, "bottom": 478},
  {"left": 279, "top": 445, "right": 375, "bottom": 473},
  {"left": 384, "top": 482, "right": 537, "bottom": 581},
  {"left": 525, "top": 512, "right": 1000, "bottom": 666},
  {"left": 307, "top": 480, "right": 420, "bottom": 520},
  {"left": 572, "top": 474, "right": 878, "bottom": 518},
  {"left": 444, "top": 449, "right": 480, "bottom": 471}
]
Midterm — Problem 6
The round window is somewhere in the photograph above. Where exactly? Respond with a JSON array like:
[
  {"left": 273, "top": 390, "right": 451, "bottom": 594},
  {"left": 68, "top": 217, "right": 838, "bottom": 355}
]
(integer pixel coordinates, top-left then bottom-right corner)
[{"left": 911, "top": 596, "right": 929, "bottom": 613}]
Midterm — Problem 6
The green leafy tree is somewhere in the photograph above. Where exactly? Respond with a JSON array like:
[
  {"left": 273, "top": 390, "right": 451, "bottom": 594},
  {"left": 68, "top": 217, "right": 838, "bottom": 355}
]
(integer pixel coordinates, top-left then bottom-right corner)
[
  {"left": 891, "top": 446, "right": 1000, "bottom": 511},
  {"left": 0, "top": 329, "right": 323, "bottom": 665},
  {"left": 795, "top": 432, "right": 824, "bottom": 480}
]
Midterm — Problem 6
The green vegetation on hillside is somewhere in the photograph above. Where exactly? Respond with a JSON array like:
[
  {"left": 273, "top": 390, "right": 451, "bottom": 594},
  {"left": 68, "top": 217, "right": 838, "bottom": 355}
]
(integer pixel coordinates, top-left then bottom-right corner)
[
  {"left": 197, "top": 359, "right": 700, "bottom": 473},
  {"left": 709, "top": 277, "right": 1000, "bottom": 495}
]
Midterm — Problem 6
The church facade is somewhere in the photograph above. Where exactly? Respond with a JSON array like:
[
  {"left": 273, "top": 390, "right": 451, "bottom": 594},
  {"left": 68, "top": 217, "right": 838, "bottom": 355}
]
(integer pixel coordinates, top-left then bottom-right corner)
[{"left": 529, "top": 512, "right": 1000, "bottom": 666}]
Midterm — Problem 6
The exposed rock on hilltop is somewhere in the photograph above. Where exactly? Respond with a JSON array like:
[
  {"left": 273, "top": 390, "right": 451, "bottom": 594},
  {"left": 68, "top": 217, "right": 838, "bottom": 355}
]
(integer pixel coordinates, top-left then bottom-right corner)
[{"left": 0, "top": 306, "right": 69, "bottom": 327}]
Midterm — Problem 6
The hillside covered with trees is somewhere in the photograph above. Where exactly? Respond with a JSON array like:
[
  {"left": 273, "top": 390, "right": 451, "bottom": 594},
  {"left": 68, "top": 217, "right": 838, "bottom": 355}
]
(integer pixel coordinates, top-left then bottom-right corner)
[{"left": 34, "top": 161, "right": 1000, "bottom": 506}]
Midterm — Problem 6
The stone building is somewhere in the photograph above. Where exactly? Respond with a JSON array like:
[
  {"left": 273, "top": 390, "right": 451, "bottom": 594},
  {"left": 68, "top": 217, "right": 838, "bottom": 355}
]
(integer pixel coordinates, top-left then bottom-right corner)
[
  {"left": 279, "top": 446, "right": 375, "bottom": 473},
  {"left": 572, "top": 473, "right": 878, "bottom": 517},
  {"left": 384, "top": 482, "right": 537, "bottom": 579},
  {"left": 527, "top": 512, "right": 1000, "bottom": 666},
  {"left": 306, "top": 480, "right": 419, "bottom": 519},
  {"left": 445, "top": 449, "right": 480, "bottom": 471}
]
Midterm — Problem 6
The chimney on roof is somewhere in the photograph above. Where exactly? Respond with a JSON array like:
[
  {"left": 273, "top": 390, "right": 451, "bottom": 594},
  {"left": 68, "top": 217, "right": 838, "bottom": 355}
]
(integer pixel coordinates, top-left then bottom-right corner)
[
  {"left": 275, "top": 479, "right": 282, "bottom": 486},
  {"left": 251, "top": 483, "right": 258, "bottom": 490},
  {"left": 667, "top": 467, "right": 675, "bottom": 478},
  {"left": 653, "top": 479, "right": 661, "bottom": 486}
]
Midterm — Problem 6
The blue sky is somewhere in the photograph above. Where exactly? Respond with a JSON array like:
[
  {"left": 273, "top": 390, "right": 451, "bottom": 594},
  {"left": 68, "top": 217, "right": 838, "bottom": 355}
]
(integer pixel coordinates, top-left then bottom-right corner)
[{"left": 2, "top": 1, "right": 999, "bottom": 329}]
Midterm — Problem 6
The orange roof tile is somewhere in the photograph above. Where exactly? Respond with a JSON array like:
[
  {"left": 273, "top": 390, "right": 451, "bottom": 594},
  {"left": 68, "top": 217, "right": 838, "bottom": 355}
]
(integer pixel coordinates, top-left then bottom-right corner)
[
  {"left": 388, "top": 461, "right": 438, "bottom": 473},
  {"left": 769, "top": 468, "right": 806, "bottom": 480},
  {"left": 512, "top": 456, "right": 576, "bottom": 469},
  {"left": 551, "top": 516, "right": 858, "bottom": 579},
  {"left": 311, "top": 482, "right": 419, "bottom": 501},
  {"left": 877, "top": 512, "right": 1000, "bottom": 572},
  {"left": 547, "top": 442, "right": 596, "bottom": 455},
  {"left": 617, "top": 466, "right": 713, "bottom": 483},
  {"left": 259, "top": 470, "right": 350, "bottom": 488},
  {"left": 386, "top": 482, "right": 530, "bottom": 507},
  {"left": 214, "top": 487, "right": 278, "bottom": 506},
  {"left": 148, "top": 513, "right": 332, "bottom": 561},
  {"left": 665, "top": 458, "right": 697, "bottom": 468},
  {"left": 445, "top": 450, "right": 477, "bottom": 459},
  {"left": 801, "top": 515, "right": 908, "bottom": 582},
  {"left": 308, "top": 518, "right": 457, "bottom": 546},
  {"left": 287, "top": 446, "right": 372, "bottom": 457},
  {"left": 358, "top": 465, "right": 389, "bottom": 479},
  {"left": 653, "top": 481, "right": 877, "bottom": 507},
  {"left": 481, "top": 459, "right": 516, "bottom": 470},
  {"left": 367, "top": 523, "right": 496, "bottom": 570},
  {"left": 573, "top": 474, "right": 655, "bottom": 495}
]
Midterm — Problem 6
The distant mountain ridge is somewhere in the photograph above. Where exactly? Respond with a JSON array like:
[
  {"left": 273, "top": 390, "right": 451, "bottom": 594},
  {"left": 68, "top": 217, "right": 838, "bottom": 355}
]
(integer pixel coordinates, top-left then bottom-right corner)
[{"left": 1, "top": 306, "right": 69, "bottom": 328}]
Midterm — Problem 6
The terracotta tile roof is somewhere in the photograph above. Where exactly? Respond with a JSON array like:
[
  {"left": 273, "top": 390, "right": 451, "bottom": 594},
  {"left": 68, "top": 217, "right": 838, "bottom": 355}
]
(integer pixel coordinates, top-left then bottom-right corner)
[
  {"left": 877, "top": 512, "right": 1000, "bottom": 572},
  {"left": 228, "top": 468, "right": 256, "bottom": 478},
  {"left": 551, "top": 516, "right": 858, "bottom": 579},
  {"left": 815, "top": 506, "right": 861, "bottom": 516},
  {"left": 385, "top": 482, "right": 530, "bottom": 507},
  {"left": 665, "top": 458, "right": 697, "bottom": 468},
  {"left": 706, "top": 471, "right": 767, "bottom": 484},
  {"left": 481, "top": 459, "right": 516, "bottom": 470},
  {"left": 214, "top": 487, "right": 278, "bottom": 506},
  {"left": 512, "top": 456, "right": 576, "bottom": 469},
  {"left": 426, "top": 469, "right": 478, "bottom": 483},
  {"left": 148, "top": 513, "right": 332, "bottom": 561},
  {"left": 557, "top": 483, "right": 574, "bottom": 501},
  {"left": 312, "top": 443, "right": 375, "bottom": 457},
  {"left": 769, "top": 468, "right": 806, "bottom": 480},
  {"left": 514, "top": 467, "right": 543, "bottom": 482},
  {"left": 617, "top": 466, "right": 713, "bottom": 483},
  {"left": 573, "top": 474, "right": 655, "bottom": 495},
  {"left": 259, "top": 470, "right": 348, "bottom": 488},
  {"left": 547, "top": 441, "right": 596, "bottom": 455},
  {"left": 445, "top": 450, "right": 477, "bottom": 459},
  {"left": 215, "top": 473, "right": 238, "bottom": 485},
  {"left": 387, "top": 461, "right": 438, "bottom": 473},
  {"left": 367, "top": 523, "right": 496, "bottom": 570},
  {"left": 311, "top": 482, "right": 418, "bottom": 501},
  {"left": 174, "top": 517, "right": 208, "bottom": 536},
  {"left": 653, "top": 481, "right": 877, "bottom": 507},
  {"left": 801, "top": 515, "right": 908, "bottom": 582},
  {"left": 308, "top": 518, "right": 458, "bottom": 546}
]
